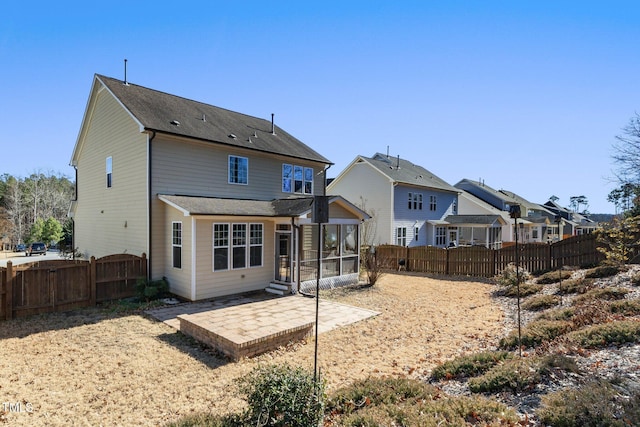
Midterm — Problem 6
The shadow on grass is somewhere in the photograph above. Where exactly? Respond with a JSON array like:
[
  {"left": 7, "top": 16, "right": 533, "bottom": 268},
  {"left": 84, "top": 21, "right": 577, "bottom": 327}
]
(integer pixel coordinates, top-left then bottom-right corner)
[
  {"left": 0, "top": 301, "right": 162, "bottom": 340},
  {"left": 155, "top": 331, "right": 232, "bottom": 370}
]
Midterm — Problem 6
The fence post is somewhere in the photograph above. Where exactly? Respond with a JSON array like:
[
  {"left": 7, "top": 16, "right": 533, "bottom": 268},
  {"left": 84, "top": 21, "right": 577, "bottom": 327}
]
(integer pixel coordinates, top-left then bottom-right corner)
[
  {"left": 6, "top": 261, "right": 13, "bottom": 320},
  {"left": 90, "top": 256, "right": 96, "bottom": 306},
  {"left": 141, "top": 253, "right": 147, "bottom": 278}
]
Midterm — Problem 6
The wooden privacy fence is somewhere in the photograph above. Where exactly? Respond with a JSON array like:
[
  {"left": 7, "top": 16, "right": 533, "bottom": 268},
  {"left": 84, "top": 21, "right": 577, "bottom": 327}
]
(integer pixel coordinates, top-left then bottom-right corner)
[
  {"left": 0, "top": 253, "right": 147, "bottom": 321},
  {"left": 375, "top": 234, "right": 606, "bottom": 278}
]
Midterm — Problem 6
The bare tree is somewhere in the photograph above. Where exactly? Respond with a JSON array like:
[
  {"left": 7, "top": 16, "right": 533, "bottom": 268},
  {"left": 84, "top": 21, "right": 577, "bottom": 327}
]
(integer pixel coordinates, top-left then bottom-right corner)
[{"left": 612, "top": 113, "right": 640, "bottom": 186}]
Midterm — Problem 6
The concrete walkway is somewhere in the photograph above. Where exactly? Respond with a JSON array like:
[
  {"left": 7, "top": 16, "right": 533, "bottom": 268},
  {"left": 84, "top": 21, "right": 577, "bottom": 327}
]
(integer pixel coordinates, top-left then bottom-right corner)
[{"left": 146, "top": 293, "right": 379, "bottom": 335}]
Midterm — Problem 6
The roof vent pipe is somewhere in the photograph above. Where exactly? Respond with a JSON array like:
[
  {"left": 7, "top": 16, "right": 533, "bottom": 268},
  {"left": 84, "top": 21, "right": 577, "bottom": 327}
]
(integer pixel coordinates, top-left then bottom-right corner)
[
  {"left": 271, "top": 113, "right": 276, "bottom": 135},
  {"left": 396, "top": 155, "right": 400, "bottom": 169},
  {"left": 124, "top": 59, "right": 128, "bottom": 85},
  {"left": 387, "top": 145, "right": 390, "bottom": 158}
]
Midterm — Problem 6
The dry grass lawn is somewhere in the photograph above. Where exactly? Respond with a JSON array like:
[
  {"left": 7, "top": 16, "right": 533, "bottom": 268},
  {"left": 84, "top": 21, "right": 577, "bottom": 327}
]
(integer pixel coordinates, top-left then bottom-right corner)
[{"left": 0, "top": 273, "right": 506, "bottom": 426}]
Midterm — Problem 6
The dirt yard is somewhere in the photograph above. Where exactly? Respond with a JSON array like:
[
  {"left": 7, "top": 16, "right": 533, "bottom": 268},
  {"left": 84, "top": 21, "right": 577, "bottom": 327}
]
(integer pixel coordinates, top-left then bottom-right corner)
[{"left": 0, "top": 273, "right": 506, "bottom": 426}]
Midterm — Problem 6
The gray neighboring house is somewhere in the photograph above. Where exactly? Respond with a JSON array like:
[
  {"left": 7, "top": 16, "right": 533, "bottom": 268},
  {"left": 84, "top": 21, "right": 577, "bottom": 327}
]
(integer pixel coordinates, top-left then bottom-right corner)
[
  {"left": 69, "top": 74, "right": 368, "bottom": 300},
  {"left": 327, "top": 153, "right": 460, "bottom": 247},
  {"left": 455, "top": 179, "right": 560, "bottom": 243}
]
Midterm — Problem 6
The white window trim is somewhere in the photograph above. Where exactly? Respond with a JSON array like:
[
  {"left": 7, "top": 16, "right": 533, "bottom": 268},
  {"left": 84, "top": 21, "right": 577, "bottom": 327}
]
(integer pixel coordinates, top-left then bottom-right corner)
[
  {"left": 228, "top": 155, "right": 249, "bottom": 185},
  {"left": 172, "top": 221, "right": 182, "bottom": 269},
  {"left": 106, "top": 156, "right": 113, "bottom": 188}
]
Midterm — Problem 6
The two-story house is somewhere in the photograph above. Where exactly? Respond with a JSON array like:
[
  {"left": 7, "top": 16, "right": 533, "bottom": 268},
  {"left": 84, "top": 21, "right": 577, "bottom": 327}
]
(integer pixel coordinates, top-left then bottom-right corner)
[
  {"left": 69, "top": 74, "right": 368, "bottom": 300},
  {"left": 455, "top": 179, "right": 558, "bottom": 243},
  {"left": 327, "top": 153, "right": 460, "bottom": 247}
]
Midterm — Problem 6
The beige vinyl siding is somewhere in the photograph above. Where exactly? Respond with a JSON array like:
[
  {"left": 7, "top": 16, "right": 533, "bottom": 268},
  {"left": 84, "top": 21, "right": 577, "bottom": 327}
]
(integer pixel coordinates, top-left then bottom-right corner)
[
  {"left": 161, "top": 206, "right": 192, "bottom": 299},
  {"left": 151, "top": 136, "right": 325, "bottom": 200},
  {"left": 193, "top": 217, "right": 275, "bottom": 300},
  {"left": 327, "top": 162, "right": 393, "bottom": 245},
  {"left": 74, "top": 88, "right": 148, "bottom": 259}
]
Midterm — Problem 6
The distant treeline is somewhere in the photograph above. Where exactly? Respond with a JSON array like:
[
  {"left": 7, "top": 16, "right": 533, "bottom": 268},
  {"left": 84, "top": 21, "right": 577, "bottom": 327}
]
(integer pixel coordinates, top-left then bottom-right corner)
[{"left": 0, "top": 172, "right": 75, "bottom": 246}]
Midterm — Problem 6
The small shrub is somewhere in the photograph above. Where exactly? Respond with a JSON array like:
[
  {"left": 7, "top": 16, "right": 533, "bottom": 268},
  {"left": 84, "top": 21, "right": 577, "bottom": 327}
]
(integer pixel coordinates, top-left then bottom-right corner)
[
  {"left": 608, "top": 299, "right": 640, "bottom": 316},
  {"left": 499, "top": 319, "right": 573, "bottom": 350},
  {"left": 495, "top": 263, "right": 532, "bottom": 291},
  {"left": 430, "top": 351, "right": 513, "bottom": 380},
  {"left": 327, "top": 377, "right": 437, "bottom": 416},
  {"left": 568, "top": 319, "right": 640, "bottom": 348},
  {"left": 537, "top": 379, "right": 636, "bottom": 427},
  {"left": 574, "top": 287, "right": 630, "bottom": 305},
  {"left": 469, "top": 357, "right": 539, "bottom": 393},
  {"left": 585, "top": 265, "right": 621, "bottom": 279},
  {"left": 328, "top": 377, "right": 518, "bottom": 427},
  {"left": 237, "top": 363, "right": 325, "bottom": 427},
  {"left": 469, "top": 355, "right": 578, "bottom": 394},
  {"left": 501, "top": 282, "right": 543, "bottom": 298},
  {"left": 522, "top": 294, "right": 561, "bottom": 311},
  {"left": 534, "top": 307, "right": 575, "bottom": 322},
  {"left": 558, "top": 277, "right": 593, "bottom": 295},
  {"left": 136, "top": 277, "right": 169, "bottom": 301},
  {"left": 536, "top": 269, "right": 573, "bottom": 284}
]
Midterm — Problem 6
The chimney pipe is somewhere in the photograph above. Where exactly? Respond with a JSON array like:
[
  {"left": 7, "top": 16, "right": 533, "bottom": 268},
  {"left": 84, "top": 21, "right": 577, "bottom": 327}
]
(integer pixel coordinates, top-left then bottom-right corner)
[
  {"left": 396, "top": 155, "right": 400, "bottom": 169},
  {"left": 271, "top": 113, "right": 275, "bottom": 135},
  {"left": 124, "top": 59, "right": 128, "bottom": 85}
]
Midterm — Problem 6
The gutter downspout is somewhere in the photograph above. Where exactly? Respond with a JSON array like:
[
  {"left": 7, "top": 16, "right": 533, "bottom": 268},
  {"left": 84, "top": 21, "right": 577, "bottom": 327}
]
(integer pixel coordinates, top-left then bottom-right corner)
[
  {"left": 147, "top": 130, "right": 156, "bottom": 279},
  {"left": 72, "top": 165, "right": 78, "bottom": 259}
]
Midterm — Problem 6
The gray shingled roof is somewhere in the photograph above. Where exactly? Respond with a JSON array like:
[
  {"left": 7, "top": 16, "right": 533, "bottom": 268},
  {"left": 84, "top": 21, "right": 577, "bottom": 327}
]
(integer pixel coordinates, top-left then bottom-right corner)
[
  {"left": 96, "top": 74, "right": 331, "bottom": 164},
  {"left": 362, "top": 153, "right": 459, "bottom": 193},
  {"left": 159, "top": 195, "right": 314, "bottom": 217},
  {"left": 444, "top": 215, "right": 505, "bottom": 225}
]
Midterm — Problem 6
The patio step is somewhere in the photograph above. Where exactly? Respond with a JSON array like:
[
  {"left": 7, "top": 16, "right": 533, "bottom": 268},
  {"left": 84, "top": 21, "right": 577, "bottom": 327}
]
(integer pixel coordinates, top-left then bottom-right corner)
[{"left": 265, "top": 282, "right": 292, "bottom": 295}]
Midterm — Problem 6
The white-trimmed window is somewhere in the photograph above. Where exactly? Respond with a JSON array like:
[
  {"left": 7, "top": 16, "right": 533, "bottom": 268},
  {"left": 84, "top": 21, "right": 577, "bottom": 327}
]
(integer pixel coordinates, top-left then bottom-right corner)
[
  {"left": 106, "top": 156, "right": 113, "bottom": 188},
  {"left": 232, "top": 224, "right": 247, "bottom": 269},
  {"left": 249, "top": 224, "right": 263, "bottom": 267},
  {"left": 213, "top": 224, "right": 229, "bottom": 271},
  {"left": 172, "top": 222, "right": 182, "bottom": 269},
  {"left": 396, "top": 227, "right": 407, "bottom": 246},
  {"left": 282, "top": 164, "right": 313, "bottom": 194},
  {"left": 228, "top": 155, "right": 248, "bottom": 184},
  {"left": 304, "top": 167, "right": 313, "bottom": 193},
  {"left": 429, "top": 195, "right": 437, "bottom": 211},
  {"left": 408, "top": 192, "right": 423, "bottom": 210},
  {"left": 282, "top": 164, "right": 293, "bottom": 192},
  {"left": 213, "top": 223, "right": 263, "bottom": 271},
  {"left": 435, "top": 226, "right": 446, "bottom": 246}
]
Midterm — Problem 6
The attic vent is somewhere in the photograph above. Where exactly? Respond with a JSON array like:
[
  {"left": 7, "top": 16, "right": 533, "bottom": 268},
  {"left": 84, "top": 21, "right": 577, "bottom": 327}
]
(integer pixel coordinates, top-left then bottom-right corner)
[
  {"left": 228, "top": 134, "right": 237, "bottom": 139},
  {"left": 170, "top": 120, "right": 180, "bottom": 126}
]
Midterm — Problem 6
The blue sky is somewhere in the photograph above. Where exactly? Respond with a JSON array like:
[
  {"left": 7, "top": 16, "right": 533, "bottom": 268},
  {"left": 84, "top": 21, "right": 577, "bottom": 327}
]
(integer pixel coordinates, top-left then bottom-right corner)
[{"left": 2, "top": 1, "right": 639, "bottom": 214}]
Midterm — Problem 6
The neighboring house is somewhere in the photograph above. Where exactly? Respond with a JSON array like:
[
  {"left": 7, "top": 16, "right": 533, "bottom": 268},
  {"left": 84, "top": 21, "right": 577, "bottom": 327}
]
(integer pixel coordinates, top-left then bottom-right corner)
[
  {"left": 327, "top": 153, "right": 460, "bottom": 248},
  {"left": 455, "top": 179, "right": 559, "bottom": 243},
  {"left": 543, "top": 200, "right": 599, "bottom": 237},
  {"left": 455, "top": 189, "right": 513, "bottom": 248},
  {"left": 69, "top": 74, "right": 368, "bottom": 300}
]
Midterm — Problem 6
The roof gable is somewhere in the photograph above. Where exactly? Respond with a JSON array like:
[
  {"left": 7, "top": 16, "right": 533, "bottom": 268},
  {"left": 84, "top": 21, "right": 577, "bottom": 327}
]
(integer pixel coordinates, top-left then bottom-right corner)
[
  {"left": 358, "top": 153, "right": 459, "bottom": 193},
  {"left": 94, "top": 74, "right": 331, "bottom": 164}
]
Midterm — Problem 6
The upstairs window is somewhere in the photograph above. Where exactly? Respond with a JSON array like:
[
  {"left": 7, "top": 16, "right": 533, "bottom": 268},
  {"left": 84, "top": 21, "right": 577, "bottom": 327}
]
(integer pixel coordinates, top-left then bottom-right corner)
[
  {"left": 106, "top": 156, "right": 113, "bottom": 188},
  {"left": 429, "top": 195, "right": 437, "bottom": 211},
  {"left": 282, "top": 164, "right": 313, "bottom": 194},
  {"left": 228, "top": 155, "right": 248, "bottom": 184},
  {"left": 408, "top": 192, "right": 423, "bottom": 210}
]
